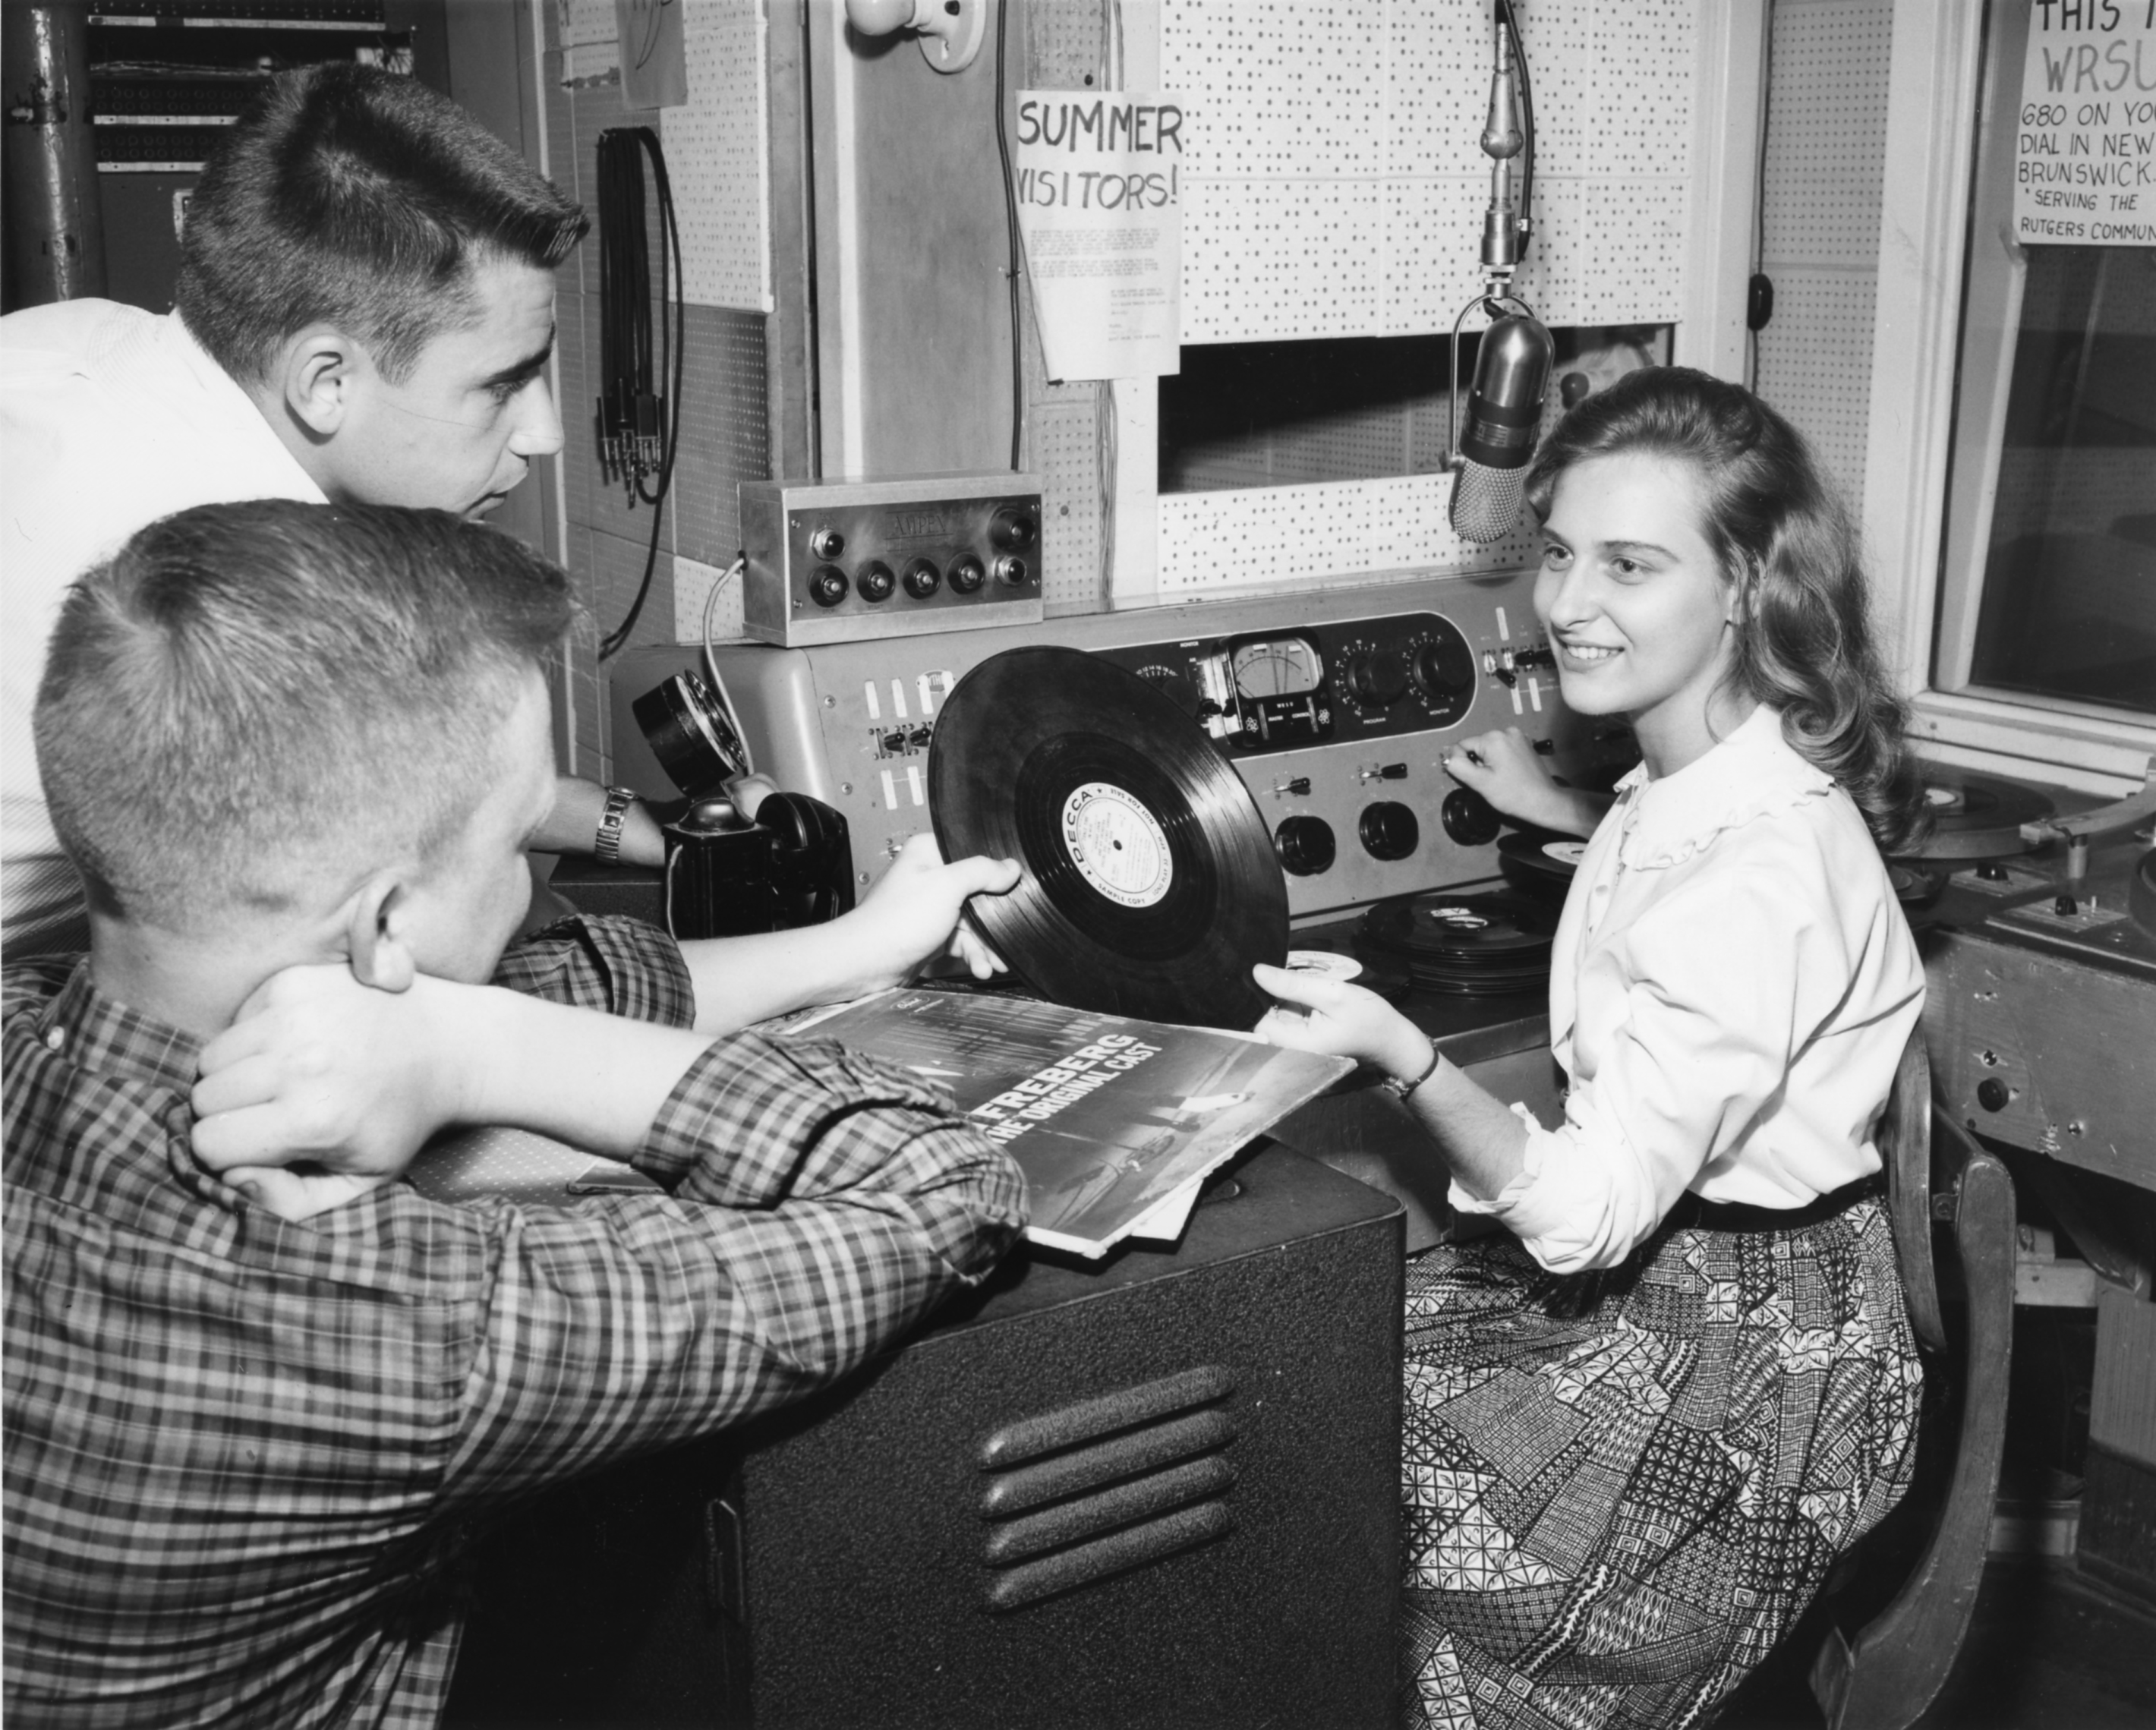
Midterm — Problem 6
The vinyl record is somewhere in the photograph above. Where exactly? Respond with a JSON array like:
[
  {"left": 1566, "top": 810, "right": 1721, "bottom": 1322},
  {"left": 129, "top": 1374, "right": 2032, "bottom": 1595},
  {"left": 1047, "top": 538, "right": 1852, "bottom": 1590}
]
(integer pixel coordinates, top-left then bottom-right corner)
[
  {"left": 1358, "top": 890, "right": 1556, "bottom": 997},
  {"left": 1497, "top": 829, "right": 1589, "bottom": 900},
  {"left": 928, "top": 646, "right": 1289, "bottom": 1027},
  {"left": 1898, "top": 772, "right": 2054, "bottom": 862},
  {"left": 1888, "top": 862, "right": 1944, "bottom": 909}
]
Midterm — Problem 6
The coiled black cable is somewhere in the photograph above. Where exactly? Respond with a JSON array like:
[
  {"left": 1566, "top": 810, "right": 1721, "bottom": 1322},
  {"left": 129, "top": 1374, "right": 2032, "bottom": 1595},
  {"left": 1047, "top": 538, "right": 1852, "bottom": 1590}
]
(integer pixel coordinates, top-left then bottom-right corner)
[{"left": 595, "top": 126, "right": 684, "bottom": 660}]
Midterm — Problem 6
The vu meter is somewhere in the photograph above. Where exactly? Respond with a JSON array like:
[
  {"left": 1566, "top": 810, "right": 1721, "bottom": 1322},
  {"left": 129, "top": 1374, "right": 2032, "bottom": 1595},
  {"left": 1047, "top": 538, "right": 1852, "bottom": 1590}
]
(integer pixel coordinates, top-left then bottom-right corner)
[
  {"left": 1162, "top": 616, "right": 1480, "bottom": 755},
  {"left": 1233, "top": 637, "right": 1324, "bottom": 698},
  {"left": 1190, "top": 635, "right": 1336, "bottom": 751}
]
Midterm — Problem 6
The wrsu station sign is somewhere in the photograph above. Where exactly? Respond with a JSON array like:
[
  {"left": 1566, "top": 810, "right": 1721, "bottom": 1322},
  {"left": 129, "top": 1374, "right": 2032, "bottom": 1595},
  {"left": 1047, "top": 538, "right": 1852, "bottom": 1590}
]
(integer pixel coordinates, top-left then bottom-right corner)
[{"left": 2015, "top": 4, "right": 2156, "bottom": 244}]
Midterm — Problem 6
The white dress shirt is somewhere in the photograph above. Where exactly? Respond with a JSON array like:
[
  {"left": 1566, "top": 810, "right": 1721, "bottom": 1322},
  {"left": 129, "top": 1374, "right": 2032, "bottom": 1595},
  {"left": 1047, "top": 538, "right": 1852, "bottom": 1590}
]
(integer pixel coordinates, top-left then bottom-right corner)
[
  {"left": 1, "top": 301, "right": 323, "bottom": 947},
  {"left": 1455, "top": 704, "right": 1925, "bottom": 1273}
]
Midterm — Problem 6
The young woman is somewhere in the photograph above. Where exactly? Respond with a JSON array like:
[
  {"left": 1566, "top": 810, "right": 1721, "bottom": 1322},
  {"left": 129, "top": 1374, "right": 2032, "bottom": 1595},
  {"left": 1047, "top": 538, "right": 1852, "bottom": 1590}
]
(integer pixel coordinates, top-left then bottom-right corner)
[{"left": 1257, "top": 368, "right": 1928, "bottom": 1728}]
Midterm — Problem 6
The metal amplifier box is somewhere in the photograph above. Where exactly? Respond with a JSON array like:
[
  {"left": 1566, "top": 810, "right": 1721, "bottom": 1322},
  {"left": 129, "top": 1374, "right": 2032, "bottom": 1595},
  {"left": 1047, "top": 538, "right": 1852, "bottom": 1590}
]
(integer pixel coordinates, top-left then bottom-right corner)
[{"left": 740, "top": 472, "right": 1045, "bottom": 647}]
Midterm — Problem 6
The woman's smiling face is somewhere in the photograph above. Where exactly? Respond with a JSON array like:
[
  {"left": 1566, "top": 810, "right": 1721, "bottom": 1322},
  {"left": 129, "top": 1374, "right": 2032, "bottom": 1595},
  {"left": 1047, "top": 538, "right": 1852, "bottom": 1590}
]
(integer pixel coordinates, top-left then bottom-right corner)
[{"left": 1533, "top": 450, "right": 1745, "bottom": 774}]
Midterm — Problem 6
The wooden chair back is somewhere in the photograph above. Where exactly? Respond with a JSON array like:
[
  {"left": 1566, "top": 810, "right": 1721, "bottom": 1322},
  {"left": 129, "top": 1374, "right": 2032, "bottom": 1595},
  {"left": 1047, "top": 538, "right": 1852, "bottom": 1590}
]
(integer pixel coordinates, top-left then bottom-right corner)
[
  {"left": 1811, "top": 1018, "right": 2018, "bottom": 1730},
  {"left": 1879, "top": 1027, "right": 1947, "bottom": 1355}
]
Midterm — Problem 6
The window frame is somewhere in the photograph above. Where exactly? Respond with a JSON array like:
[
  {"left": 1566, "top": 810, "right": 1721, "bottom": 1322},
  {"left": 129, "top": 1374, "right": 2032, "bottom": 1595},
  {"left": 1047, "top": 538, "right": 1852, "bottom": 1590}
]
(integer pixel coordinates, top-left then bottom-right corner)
[{"left": 1864, "top": 0, "right": 2156, "bottom": 796}]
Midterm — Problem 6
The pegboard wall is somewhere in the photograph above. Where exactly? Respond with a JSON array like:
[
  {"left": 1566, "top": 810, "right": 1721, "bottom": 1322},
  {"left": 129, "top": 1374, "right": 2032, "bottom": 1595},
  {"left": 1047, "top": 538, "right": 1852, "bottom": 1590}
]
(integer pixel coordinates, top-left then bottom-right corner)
[
  {"left": 1134, "top": 0, "right": 1699, "bottom": 600},
  {"left": 1032, "top": 394, "right": 1110, "bottom": 613},
  {"left": 552, "top": 1, "right": 770, "bottom": 310},
  {"left": 1163, "top": 0, "right": 1695, "bottom": 343},
  {"left": 1157, "top": 471, "right": 1537, "bottom": 597},
  {"left": 664, "top": 3, "right": 772, "bottom": 312},
  {"left": 1019, "top": 0, "right": 1121, "bottom": 613},
  {"left": 541, "top": 2, "right": 772, "bottom": 783},
  {"left": 1752, "top": 0, "right": 1893, "bottom": 529}
]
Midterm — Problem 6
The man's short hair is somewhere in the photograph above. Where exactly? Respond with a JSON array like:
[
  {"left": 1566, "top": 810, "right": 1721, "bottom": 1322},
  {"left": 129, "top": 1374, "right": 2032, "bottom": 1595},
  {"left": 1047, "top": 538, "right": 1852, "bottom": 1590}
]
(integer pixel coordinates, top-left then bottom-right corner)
[
  {"left": 175, "top": 63, "right": 588, "bottom": 387},
  {"left": 36, "top": 502, "right": 576, "bottom": 931}
]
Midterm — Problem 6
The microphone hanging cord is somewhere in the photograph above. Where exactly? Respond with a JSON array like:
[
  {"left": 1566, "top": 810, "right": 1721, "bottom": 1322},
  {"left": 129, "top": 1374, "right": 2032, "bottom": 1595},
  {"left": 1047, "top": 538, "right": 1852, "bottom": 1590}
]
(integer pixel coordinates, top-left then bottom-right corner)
[
  {"left": 595, "top": 126, "right": 685, "bottom": 661},
  {"left": 1495, "top": 0, "right": 1535, "bottom": 264},
  {"left": 1450, "top": 2, "right": 1538, "bottom": 466}
]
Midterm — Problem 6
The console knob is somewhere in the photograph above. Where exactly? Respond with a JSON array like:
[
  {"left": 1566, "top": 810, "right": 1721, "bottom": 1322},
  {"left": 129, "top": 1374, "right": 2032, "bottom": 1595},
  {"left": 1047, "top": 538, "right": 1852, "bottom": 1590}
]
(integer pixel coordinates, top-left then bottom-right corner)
[
  {"left": 1345, "top": 650, "right": 1408, "bottom": 708},
  {"left": 1274, "top": 815, "right": 1336, "bottom": 877},
  {"left": 903, "top": 558, "right": 941, "bottom": 599},
  {"left": 1440, "top": 786, "right": 1502, "bottom": 847},
  {"left": 1359, "top": 801, "right": 1420, "bottom": 862},
  {"left": 947, "top": 554, "right": 986, "bottom": 594},
  {"left": 1977, "top": 1077, "right": 2011, "bottom": 1113},
  {"left": 989, "top": 506, "right": 1038, "bottom": 553},
  {"left": 856, "top": 560, "right": 896, "bottom": 603},
  {"left": 1411, "top": 636, "right": 1477, "bottom": 698},
  {"left": 808, "top": 565, "right": 849, "bottom": 607}
]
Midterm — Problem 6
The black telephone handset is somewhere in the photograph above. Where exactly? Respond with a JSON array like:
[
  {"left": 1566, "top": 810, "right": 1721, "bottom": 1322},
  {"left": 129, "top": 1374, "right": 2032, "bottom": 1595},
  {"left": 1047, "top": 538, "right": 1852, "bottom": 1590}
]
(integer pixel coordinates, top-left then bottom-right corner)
[
  {"left": 631, "top": 672, "right": 857, "bottom": 939},
  {"left": 752, "top": 791, "right": 857, "bottom": 927}
]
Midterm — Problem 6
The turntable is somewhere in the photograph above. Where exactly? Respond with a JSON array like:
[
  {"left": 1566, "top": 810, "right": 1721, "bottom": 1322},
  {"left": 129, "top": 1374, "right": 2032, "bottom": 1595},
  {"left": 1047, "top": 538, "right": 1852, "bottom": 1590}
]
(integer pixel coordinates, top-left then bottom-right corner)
[
  {"left": 1899, "top": 770, "right": 2057, "bottom": 862},
  {"left": 1919, "top": 758, "right": 2156, "bottom": 1186}
]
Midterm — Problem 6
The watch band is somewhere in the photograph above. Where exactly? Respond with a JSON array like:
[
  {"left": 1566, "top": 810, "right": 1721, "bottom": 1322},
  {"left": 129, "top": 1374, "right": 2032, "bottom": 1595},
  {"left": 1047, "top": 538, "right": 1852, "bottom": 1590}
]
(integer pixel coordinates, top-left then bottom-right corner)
[
  {"left": 1380, "top": 1039, "right": 1442, "bottom": 1103},
  {"left": 594, "top": 785, "right": 638, "bottom": 865}
]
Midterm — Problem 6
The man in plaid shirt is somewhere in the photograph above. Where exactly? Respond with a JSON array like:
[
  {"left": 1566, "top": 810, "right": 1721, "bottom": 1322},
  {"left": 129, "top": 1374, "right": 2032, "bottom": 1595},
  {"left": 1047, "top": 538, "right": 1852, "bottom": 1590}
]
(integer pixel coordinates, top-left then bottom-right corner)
[{"left": 4, "top": 500, "right": 1029, "bottom": 1726}]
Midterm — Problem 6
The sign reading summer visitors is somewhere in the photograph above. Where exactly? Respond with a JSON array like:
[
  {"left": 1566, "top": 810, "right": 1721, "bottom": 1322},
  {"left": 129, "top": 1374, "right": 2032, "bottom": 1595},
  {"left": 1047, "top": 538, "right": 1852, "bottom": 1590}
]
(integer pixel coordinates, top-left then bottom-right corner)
[
  {"left": 2014, "top": 4, "right": 2156, "bottom": 246},
  {"left": 1013, "top": 92, "right": 1186, "bottom": 380}
]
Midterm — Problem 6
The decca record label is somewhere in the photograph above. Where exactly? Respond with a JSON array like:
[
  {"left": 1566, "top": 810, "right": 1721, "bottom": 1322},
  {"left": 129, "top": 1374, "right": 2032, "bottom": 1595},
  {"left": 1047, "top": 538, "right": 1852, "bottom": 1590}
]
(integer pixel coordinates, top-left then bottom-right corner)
[{"left": 1061, "top": 781, "right": 1173, "bottom": 908}]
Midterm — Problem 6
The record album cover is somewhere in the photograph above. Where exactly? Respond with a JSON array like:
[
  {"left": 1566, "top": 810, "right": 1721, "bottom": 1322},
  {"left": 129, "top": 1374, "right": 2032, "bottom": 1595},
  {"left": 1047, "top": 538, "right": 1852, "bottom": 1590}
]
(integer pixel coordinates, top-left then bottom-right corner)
[{"left": 781, "top": 988, "right": 1352, "bottom": 1258}]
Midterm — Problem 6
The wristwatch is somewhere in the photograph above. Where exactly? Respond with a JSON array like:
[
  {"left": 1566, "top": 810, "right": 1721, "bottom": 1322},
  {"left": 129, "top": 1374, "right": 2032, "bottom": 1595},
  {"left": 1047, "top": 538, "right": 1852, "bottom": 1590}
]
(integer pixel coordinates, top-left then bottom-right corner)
[
  {"left": 1380, "top": 1039, "right": 1442, "bottom": 1103},
  {"left": 593, "top": 785, "right": 638, "bottom": 865}
]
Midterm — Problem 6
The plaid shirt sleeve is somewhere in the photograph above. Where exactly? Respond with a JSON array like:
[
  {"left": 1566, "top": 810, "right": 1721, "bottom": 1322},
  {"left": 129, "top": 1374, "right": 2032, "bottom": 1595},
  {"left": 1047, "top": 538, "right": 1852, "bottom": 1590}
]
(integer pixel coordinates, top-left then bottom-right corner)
[
  {"left": 489, "top": 912, "right": 694, "bottom": 1025},
  {"left": 441, "top": 915, "right": 1028, "bottom": 1507}
]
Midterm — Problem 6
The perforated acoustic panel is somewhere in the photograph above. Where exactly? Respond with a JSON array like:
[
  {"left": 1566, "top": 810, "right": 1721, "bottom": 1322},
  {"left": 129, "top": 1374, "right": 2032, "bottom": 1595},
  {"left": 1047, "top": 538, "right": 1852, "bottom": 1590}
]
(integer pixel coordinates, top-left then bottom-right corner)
[
  {"left": 1163, "top": 0, "right": 1695, "bottom": 343},
  {"left": 1033, "top": 395, "right": 1108, "bottom": 613},
  {"left": 1753, "top": 0, "right": 1893, "bottom": 526},
  {"left": 663, "top": 3, "right": 771, "bottom": 311},
  {"left": 1021, "top": 1, "right": 1117, "bottom": 613},
  {"left": 1157, "top": 472, "right": 1536, "bottom": 597},
  {"left": 1146, "top": 0, "right": 1696, "bottom": 599}
]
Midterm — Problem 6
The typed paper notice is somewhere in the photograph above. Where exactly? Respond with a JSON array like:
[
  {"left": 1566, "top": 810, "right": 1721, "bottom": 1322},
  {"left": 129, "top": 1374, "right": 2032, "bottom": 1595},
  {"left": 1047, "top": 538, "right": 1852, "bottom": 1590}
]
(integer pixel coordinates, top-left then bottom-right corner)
[{"left": 1013, "top": 92, "right": 1186, "bottom": 381}]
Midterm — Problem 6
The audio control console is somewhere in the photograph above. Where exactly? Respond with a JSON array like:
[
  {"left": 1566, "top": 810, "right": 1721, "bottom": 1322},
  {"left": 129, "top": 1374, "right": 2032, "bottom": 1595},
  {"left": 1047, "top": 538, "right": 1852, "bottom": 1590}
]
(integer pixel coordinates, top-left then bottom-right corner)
[
  {"left": 740, "top": 472, "right": 1045, "bottom": 647},
  {"left": 611, "top": 571, "right": 1634, "bottom": 920}
]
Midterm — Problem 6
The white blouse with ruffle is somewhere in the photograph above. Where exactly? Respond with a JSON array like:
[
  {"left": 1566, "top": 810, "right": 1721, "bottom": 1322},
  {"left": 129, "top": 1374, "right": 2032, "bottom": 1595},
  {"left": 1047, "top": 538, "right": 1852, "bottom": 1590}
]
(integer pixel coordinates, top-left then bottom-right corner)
[{"left": 1452, "top": 703, "right": 1925, "bottom": 1274}]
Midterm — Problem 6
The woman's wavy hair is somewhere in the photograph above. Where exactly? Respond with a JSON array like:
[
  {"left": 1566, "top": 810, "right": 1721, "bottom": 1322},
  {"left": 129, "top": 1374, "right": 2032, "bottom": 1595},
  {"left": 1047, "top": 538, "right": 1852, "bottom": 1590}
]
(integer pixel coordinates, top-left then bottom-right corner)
[{"left": 1524, "top": 367, "right": 1924, "bottom": 853}]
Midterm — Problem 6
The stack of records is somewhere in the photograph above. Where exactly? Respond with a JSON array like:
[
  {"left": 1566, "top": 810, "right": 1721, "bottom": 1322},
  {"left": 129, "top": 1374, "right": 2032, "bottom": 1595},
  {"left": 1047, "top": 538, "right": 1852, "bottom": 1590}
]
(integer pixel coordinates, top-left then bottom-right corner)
[
  {"left": 1357, "top": 890, "right": 1556, "bottom": 997},
  {"left": 1496, "top": 830, "right": 1590, "bottom": 903}
]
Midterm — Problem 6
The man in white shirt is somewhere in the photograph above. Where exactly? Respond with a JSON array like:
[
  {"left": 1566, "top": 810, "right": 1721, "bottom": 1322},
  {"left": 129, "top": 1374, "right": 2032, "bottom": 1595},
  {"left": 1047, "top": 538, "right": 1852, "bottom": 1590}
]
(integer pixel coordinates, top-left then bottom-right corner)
[{"left": 2, "top": 63, "right": 650, "bottom": 953}]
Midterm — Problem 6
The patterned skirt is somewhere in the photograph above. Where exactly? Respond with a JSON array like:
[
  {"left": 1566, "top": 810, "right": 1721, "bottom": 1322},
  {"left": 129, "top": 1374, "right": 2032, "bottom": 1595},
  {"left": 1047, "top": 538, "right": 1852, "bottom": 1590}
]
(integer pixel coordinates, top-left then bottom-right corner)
[{"left": 1399, "top": 1196, "right": 1923, "bottom": 1730}]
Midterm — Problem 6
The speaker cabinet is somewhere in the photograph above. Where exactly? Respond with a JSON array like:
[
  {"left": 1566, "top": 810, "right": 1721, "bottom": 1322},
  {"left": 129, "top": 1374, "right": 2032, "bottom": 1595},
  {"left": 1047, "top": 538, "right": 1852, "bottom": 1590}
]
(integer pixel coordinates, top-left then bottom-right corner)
[{"left": 447, "top": 1145, "right": 1404, "bottom": 1728}]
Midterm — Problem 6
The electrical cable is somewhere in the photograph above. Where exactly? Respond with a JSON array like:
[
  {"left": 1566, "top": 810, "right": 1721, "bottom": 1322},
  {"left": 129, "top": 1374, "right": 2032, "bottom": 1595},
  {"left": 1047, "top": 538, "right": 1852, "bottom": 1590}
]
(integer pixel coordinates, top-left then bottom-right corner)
[
  {"left": 993, "top": 0, "right": 1025, "bottom": 471},
  {"left": 595, "top": 126, "right": 685, "bottom": 660},
  {"left": 1751, "top": 0, "right": 1778, "bottom": 392},
  {"left": 698, "top": 554, "right": 755, "bottom": 777},
  {"left": 1097, "top": 379, "right": 1117, "bottom": 605},
  {"left": 1094, "top": 0, "right": 1124, "bottom": 603},
  {"left": 1495, "top": 0, "right": 1534, "bottom": 260},
  {"left": 628, "top": 0, "right": 672, "bottom": 74}
]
